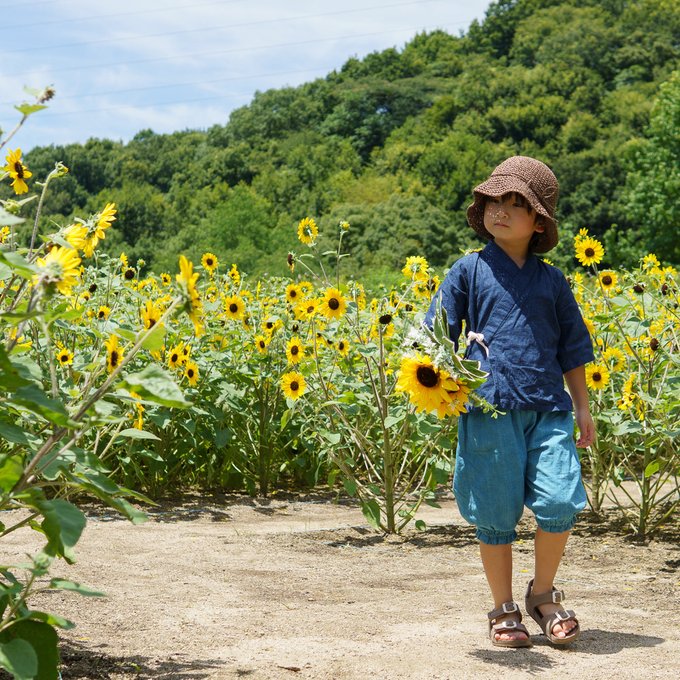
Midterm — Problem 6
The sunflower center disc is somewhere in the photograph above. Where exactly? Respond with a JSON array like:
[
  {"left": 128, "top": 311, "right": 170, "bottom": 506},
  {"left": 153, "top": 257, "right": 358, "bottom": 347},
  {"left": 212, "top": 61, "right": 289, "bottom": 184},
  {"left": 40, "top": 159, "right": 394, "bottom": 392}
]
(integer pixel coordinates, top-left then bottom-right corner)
[{"left": 416, "top": 366, "right": 439, "bottom": 388}]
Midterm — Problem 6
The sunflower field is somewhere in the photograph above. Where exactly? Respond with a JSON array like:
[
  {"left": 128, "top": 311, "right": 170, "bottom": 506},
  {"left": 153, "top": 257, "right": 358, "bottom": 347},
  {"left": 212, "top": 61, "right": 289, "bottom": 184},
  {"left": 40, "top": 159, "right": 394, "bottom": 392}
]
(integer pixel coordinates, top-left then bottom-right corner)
[{"left": 1, "top": 109, "right": 679, "bottom": 676}]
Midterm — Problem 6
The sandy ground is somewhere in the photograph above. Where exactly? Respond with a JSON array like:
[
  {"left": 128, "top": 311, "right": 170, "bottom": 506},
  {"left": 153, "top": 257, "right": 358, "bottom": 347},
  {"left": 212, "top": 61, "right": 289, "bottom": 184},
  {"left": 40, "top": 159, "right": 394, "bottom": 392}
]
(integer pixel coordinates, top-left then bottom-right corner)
[{"left": 1, "top": 491, "right": 679, "bottom": 680}]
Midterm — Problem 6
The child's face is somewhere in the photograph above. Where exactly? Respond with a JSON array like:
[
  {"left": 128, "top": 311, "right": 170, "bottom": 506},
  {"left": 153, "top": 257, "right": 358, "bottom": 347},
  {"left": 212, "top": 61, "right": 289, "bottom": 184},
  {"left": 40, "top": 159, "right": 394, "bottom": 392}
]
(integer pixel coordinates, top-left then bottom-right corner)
[{"left": 483, "top": 193, "right": 544, "bottom": 251}]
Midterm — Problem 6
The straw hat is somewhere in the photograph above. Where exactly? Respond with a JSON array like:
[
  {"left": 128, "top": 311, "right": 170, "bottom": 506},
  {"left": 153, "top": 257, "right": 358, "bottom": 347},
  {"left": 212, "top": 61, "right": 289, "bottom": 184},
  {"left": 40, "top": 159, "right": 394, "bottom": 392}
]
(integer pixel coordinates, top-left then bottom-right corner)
[{"left": 466, "top": 156, "right": 559, "bottom": 253}]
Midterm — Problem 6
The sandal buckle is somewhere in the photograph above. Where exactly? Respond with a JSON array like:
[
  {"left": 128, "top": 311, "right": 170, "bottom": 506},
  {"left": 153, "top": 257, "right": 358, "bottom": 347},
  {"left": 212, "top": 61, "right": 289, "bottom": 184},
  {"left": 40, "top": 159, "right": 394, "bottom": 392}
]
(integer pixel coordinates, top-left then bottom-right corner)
[
  {"left": 502, "top": 602, "right": 519, "bottom": 614},
  {"left": 551, "top": 590, "right": 564, "bottom": 604}
]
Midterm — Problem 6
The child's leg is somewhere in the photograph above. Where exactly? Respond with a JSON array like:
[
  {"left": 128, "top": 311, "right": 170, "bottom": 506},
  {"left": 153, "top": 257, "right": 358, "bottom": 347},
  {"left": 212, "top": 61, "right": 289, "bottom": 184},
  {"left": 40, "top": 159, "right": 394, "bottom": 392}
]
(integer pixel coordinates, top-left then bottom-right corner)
[
  {"left": 479, "top": 543, "right": 529, "bottom": 643},
  {"left": 532, "top": 528, "right": 577, "bottom": 639}
]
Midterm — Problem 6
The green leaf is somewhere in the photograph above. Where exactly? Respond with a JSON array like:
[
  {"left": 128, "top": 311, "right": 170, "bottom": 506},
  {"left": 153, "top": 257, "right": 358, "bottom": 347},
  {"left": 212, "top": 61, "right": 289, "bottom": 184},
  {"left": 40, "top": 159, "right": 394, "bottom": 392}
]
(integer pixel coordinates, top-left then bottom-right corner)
[
  {"left": 118, "top": 365, "right": 191, "bottom": 408},
  {"left": 0, "top": 638, "right": 38, "bottom": 680},
  {"left": 8, "top": 385, "right": 75, "bottom": 427},
  {"left": 360, "top": 499, "right": 381, "bottom": 530},
  {"left": 0, "top": 250, "right": 35, "bottom": 280},
  {"left": 384, "top": 414, "right": 404, "bottom": 428},
  {"left": 0, "top": 455, "right": 23, "bottom": 492},
  {"left": 0, "top": 620, "right": 58, "bottom": 679},
  {"left": 140, "top": 323, "right": 166, "bottom": 352},
  {"left": 0, "top": 420, "right": 33, "bottom": 445},
  {"left": 0, "top": 206, "right": 25, "bottom": 226},
  {"left": 15, "top": 103, "right": 47, "bottom": 116},
  {"left": 36, "top": 499, "right": 86, "bottom": 564},
  {"left": 49, "top": 579, "right": 104, "bottom": 597},
  {"left": 644, "top": 461, "right": 660, "bottom": 478},
  {"left": 321, "top": 430, "right": 341, "bottom": 445},
  {"left": 115, "top": 428, "right": 161, "bottom": 441},
  {"left": 342, "top": 477, "right": 357, "bottom": 497},
  {"left": 0, "top": 345, "right": 33, "bottom": 391},
  {"left": 415, "top": 520, "right": 427, "bottom": 531},
  {"left": 24, "top": 610, "right": 74, "bottom": 630}
]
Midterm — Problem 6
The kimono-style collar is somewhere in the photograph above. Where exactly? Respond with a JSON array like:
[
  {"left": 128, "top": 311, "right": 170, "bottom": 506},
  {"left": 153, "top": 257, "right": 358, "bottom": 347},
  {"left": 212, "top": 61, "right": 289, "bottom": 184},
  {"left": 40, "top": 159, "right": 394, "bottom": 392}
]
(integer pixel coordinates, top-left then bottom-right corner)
[{"left": 483, "top": 240, "right": 538, "bottom": 276}]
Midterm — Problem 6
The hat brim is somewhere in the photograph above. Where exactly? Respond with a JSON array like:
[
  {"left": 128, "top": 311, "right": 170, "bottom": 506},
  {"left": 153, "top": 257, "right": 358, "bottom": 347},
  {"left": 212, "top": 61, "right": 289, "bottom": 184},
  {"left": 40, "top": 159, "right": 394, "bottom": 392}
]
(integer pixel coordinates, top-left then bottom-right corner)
[{"left": 466, "top": 176, "right": 558, "bottom": 253}]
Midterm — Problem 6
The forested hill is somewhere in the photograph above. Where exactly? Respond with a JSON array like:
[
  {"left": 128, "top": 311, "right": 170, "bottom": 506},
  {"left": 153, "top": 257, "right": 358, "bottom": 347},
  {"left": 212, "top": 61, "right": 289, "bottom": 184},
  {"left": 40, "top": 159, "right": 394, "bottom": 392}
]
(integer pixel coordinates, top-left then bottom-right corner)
[{"left": 20, "top": 0, "right": 680, "bottom": 282}]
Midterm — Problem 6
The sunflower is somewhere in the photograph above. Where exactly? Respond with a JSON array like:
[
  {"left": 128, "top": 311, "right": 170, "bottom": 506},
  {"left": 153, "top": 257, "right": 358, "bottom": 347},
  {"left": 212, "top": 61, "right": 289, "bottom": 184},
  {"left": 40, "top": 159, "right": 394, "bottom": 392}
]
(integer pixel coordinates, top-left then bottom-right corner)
[
  {"left": 63, "top": 223, "right": 89, "bottom": 252},
  {"left": 2, "top": 148, "right": 32, "bottom": 194},
  {"left": 401, "top": 255, "right": 429, "bottom": 281},
  {"left": 297, "top": 217, "right": 318, "bottom": 245},
  {"left": 167, "top": 342, "right": 185, "bottom": 369},
  {"left": 224, "top": 294, "right": 245, "bottom": 320},
  {"left": 160, "top": 272, "right": 172, "bottom": 286},
  {"left": 141, "top": 299, "right": 163, "bottom": 330},
  {"left": 281, "top": 371, "right": 306, "bottom": 400},
  {"left": 319, "top": 287, "right": 347, "bottom": 320},
  {"left": 396, "top": 354, "right": 467, "bottom": 417},
  {"left": 262, "top": 318, "right": 283, "bottom": 336},
  {"left": 254, "top": 334, "right": 269, "bottom": 354},
  {"left": 56, "top": 347, "right": 74, "bottom": 366},
  {"left": 598, "top": 270, "right": 618, "bottom": 292},
  {"left": 228, "top": 263, "right": 240, "bottom": 286},
  {"left": 176, "top": 255, "right": 204, "bottom": 337},
  {"left": 35, "top": 246, "right": 82, "bottom": 296},
  {"left": 641, "top": 253, "right": 660, "bottom": 269},
  {"left": 201, "top": 252, "right": 218, "bottom": 275},
  {"left": 130, "top": 391, "right": 145, "bottom": 430},
  {"left": 123, "top": 267, "right": 136, "bottom": 281},
  {"left": 96, "top": 203, "right": 117, "bottom": 234},
  {"left": 286, "top": 336, "right": 305, "bottom": 364},
  {"left": 294, "top": 298, "right": 318, "bottom": 321},
  {"left": 585, "top": 363, "right": 610, "bottom": 390},
  {"left": 184, "top": 360, "right": 200, "bottom": 387},
  {"left": 575, "top": 237, "right": 604, "bottom": 266},
  {"left": 336, "top": 338, "right": 350, "bottom": 357},
  {"left": 97, "top": 305, "right": 111, "bottom": 321},
  {"left": 285, "top": 283, "right": 303, "bottom": 304},
  {"left": 602, "top": 346, "right": 625, "bottom": 371},
  {"left": 105, "top": 334, "right": 124, "bottom": 373}
]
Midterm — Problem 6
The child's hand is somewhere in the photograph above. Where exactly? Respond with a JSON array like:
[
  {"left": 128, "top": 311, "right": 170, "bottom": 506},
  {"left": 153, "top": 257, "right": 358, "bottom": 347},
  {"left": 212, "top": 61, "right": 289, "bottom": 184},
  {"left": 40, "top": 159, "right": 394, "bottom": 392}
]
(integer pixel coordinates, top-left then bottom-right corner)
[{"left": 575, "top": 408, "right": 596, "bottom": 448}]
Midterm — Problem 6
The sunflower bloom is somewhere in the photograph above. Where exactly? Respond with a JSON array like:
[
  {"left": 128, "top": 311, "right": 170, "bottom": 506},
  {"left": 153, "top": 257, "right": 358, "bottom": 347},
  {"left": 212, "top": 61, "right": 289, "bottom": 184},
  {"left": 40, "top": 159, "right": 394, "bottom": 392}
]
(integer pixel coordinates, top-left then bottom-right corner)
[
  {"left": 295, "top": 298, "right": 318, "bottom": 321},
  {"left": 97, "top": 305, "right": 111, "bottom": 321},
  {"left": 160, "top": 272, "right": 172, "bottom": 286},
  {"left": 575, "top": 237, "right": 604, "bottom": 267},
  {"left": 63, "top": 223, "right": 89, "bottom": 251},
  {"left": 56, "top": 347, "right": 74, "bottom": 366},
  {"left": 254, "top": 334, "right": 269, "bottom": 354},
  {"left": 141, "top": 299, "right": 163, "bottom": 330},
  {"left": 201, "top": 252, "right": 218, "bottom": 275},
  {"left": 319, "top": 287, "right": 347, "bottom": 320},
  {"left": 585, "top": 363, "right": 610, "bottom": 390},
  {"left": 598, "top": 270, "right": 618, "bottom": 292},
  {"left": 224, "top": 294, "right": 245, "bottom": 320},
  {"left": 96, "top": 203, "right": 117, "bottom": 234},
  {"left": 184, "top": 360, "right": 199, "bottom": 387},
  {"left": 35, "top": 246, "right": 82, "bottom": 296},
  {"left": 336, "top": 338, "right": 350, "bottom": 357},
  {"left": 228, "top": 263, "right": 240, "bottom": 286},
  {"left": 396, "top": 354, "right": 468, "bottom": 418},
  {"left": 402, "top": 255, "right": 429, "bottom": 281},
  {"left": 3, "top": 149, "right": 32, "bottom": 194},
  {"left": 281, "top": 371, "right": 306, "bottom": 400},
  {"left": 167, "top": 343, "right": 184, "bottom": 369},
  {"left": 285, "top": 283, "right": 303, "bottom": 304},
  {"left": 176, "top": 255, "right": 204, "bottom": 337},
  {"left": 602, "top": 347, "right": 625, "bottom": 371},
  {"left": 105, "top": 334, "right": 124, "bottom": 373},
  {"left": 297, "top": 217, "right": 318, "bottom": 245},
  {"left": 286, "top": 336, "right": 305, "bottom": 364}
]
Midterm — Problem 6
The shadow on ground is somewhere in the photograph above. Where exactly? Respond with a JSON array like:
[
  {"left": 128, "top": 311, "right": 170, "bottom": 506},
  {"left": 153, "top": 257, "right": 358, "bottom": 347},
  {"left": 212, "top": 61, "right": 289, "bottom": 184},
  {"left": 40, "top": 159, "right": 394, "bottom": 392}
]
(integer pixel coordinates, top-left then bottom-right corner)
[
  {"left": 468, "top": 629, "right": 664, "bottom": 673},
  {"left": 60, "top": 640, "right": 224, "bottom": 679}
]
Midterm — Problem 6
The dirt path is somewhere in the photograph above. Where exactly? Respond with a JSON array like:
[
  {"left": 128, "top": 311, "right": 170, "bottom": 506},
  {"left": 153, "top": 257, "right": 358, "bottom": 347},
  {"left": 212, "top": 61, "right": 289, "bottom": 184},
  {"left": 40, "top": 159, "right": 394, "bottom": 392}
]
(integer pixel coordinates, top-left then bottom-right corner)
[{"left": 2, "top": 493, "right": 679, "bottom": 679}]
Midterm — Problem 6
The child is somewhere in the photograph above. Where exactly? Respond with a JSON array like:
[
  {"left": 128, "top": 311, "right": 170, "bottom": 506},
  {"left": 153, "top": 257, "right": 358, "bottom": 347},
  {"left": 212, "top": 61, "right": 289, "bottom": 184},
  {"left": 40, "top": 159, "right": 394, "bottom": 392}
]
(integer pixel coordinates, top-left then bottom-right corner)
[{"left": 425, "top": 156, "right": 595, "bottom": 648}]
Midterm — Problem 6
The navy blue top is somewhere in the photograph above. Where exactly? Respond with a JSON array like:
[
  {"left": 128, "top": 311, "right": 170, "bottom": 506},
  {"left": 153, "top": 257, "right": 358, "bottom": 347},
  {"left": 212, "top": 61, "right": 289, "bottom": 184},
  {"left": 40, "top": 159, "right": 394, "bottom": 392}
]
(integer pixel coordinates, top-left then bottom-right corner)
[{"left": 424, "top": 241, "right": 594, "bottom": 411}]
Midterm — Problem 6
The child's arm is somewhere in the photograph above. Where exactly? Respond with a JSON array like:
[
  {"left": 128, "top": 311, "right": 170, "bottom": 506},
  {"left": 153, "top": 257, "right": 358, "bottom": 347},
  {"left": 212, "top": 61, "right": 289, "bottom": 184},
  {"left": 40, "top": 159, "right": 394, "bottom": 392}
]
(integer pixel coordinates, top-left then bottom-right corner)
[{"left": 564, "top": 365, "right": 596, "bottom": 448}]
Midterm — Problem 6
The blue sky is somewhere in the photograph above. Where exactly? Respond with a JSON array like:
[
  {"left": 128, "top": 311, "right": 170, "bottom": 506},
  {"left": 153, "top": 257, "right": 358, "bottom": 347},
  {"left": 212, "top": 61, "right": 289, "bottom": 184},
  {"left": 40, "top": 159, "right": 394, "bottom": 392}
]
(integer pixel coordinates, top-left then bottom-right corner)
[{"left": 1, "top": 0, "right": 492, "bottom": 152}]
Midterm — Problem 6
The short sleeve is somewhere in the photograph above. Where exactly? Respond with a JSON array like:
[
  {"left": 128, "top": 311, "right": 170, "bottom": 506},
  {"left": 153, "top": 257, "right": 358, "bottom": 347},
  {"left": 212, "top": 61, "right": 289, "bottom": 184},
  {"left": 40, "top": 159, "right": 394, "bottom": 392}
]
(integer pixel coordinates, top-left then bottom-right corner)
[
  {"left": 423, "top": 258, "right": 469, "bottom": 347},
  {"left": 555, "top": 273, "right": 594, "bottom": 373}
]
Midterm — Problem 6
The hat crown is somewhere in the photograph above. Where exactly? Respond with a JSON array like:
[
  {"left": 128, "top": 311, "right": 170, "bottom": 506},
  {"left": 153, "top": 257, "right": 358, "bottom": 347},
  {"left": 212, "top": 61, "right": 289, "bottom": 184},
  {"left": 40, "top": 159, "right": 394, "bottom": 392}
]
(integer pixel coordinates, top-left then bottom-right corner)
[{"left": 490, "top": 156, "right": 559, "bottom": 217}]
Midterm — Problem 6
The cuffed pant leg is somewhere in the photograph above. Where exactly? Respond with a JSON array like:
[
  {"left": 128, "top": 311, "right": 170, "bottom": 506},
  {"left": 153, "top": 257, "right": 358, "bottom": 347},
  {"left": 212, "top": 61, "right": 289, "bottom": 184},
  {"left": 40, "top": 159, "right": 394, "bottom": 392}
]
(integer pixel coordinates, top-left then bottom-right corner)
[{"left": 454, "top": 411, "right": 527, "bottom": 544}]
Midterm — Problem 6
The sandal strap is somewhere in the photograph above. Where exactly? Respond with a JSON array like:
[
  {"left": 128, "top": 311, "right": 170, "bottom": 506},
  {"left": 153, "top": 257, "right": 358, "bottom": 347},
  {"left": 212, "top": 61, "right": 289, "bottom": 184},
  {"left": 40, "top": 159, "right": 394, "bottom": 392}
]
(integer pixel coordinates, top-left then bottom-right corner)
[{"left": 488, "top": 601, "right": 521, "bottom": 621}]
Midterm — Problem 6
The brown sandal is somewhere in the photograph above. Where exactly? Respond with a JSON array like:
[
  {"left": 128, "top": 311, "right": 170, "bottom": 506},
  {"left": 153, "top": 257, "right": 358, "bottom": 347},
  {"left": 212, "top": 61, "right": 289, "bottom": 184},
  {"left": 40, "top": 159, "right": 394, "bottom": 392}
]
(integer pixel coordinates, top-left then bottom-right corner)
[
  {"left": 488, "top": 601, "right": 533, "bottom": 648},
  {"left": 524, "top": 579, "right": 580, "bottom": 645}
]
